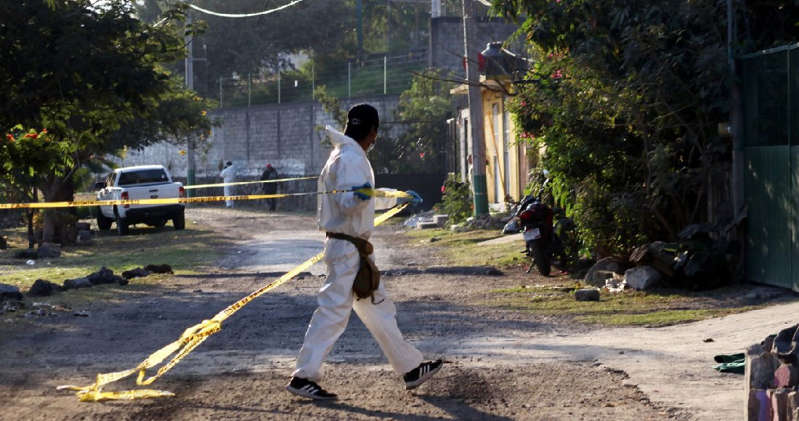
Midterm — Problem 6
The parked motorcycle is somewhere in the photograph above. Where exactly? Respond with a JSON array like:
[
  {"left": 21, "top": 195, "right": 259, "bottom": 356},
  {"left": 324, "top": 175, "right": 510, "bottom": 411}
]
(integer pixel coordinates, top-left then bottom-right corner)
[{"left": 506, "top": 182, "right": 574, "bottom": 276}]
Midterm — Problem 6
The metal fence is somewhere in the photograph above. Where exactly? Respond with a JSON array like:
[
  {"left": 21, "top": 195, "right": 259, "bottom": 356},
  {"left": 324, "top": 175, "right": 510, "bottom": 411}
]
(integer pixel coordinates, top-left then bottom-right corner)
[
  {"left": 214, "top": 52, "right": 427, "bottom": 108},
  {"left": 740, "top": 45, "right": 798, "bottom": 148},
  {"left": 739, "top": 43, "right": 799, "bottom": 291}
]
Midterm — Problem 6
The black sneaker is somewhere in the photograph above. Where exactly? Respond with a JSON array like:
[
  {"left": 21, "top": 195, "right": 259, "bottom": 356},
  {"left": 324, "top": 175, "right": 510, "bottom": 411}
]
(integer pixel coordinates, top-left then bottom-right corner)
[
  {"left": 285, "top": 377, "right": 338, "bottom": 400},
  {"left": 403, "top": 360, "right": 444, "bottom": 390}
]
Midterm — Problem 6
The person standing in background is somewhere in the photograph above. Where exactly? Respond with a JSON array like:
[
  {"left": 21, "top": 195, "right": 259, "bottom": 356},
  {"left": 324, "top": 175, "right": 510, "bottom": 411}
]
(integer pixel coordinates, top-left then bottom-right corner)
[
  {"left": 261, "top": 163, "right": 279, "bottom": 211},
  {"left": 220, "top": 161, "right": 235, "bottom": 208}
]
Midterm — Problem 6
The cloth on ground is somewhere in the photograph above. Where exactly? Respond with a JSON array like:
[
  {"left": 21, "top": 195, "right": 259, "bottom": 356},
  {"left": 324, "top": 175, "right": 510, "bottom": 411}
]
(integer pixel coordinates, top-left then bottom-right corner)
[{"left": 713, "top": 353, "right": 745, "bottom": 374}]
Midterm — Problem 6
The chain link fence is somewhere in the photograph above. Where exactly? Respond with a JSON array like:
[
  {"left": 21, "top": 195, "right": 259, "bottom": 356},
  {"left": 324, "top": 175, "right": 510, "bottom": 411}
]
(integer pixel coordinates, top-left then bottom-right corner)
[{"left": 214, "top": 51, "right": 427, "bottom": 108}]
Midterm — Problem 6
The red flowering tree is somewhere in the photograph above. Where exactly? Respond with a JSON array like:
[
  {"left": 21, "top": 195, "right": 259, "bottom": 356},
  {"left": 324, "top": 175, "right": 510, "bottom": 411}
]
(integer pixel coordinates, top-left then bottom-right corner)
[{"left": 0, "top": 127, "right": 75, "bottom": 247}]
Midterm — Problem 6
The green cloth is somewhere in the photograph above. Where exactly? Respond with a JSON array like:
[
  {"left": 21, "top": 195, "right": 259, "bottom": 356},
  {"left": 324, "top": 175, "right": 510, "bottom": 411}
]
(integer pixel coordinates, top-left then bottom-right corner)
[{"left": 713, "top": 353, "right": 745, "bottom": 374}]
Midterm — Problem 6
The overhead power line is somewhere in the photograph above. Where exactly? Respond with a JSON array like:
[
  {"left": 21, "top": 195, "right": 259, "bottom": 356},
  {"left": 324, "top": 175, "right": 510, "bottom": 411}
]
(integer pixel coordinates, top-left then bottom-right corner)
[{"left": 187, "top": 0, "right": 304, "bottom": 18}]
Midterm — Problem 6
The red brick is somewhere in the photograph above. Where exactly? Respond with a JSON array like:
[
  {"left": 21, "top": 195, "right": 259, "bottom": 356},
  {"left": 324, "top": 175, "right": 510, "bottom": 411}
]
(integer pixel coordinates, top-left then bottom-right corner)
[{"left": 773, "top": 365, "right": 799, "bottom": 388}]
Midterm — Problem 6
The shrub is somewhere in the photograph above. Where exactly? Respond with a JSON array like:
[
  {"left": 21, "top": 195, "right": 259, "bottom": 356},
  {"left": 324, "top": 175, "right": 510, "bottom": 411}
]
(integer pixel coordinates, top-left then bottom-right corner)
[{"left": 438, "top": 173, "right": 472, "bottom": 225}]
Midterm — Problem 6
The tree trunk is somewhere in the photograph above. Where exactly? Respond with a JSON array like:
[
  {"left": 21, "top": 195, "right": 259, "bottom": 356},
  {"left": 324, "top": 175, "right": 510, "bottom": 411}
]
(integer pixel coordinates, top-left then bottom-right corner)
[
  {"left": 41, "top": 178, "right": 76, "bottom": 245},
  {"left": 26, "top": 188, "right": 36, "bottom": 249},
  {"left": 27, "top": 210, "right": 34, "bottom": 249}
]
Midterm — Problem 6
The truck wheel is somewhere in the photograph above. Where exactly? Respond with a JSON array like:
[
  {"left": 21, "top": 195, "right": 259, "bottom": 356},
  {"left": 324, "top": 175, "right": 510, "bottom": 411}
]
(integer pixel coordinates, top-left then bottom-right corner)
[
  {"left": 529, "top": 241, "right": 551, "bottom": 276},
  {"left": 172, "top": 210, "right": 185, "bottom": 230},
  {"left": 150, "top": 219, "right": 166, "bottom": 229},
  {"left": 96, "top": 207, "right": 112, "bottom": 231},
  {"left": 116, "top": 217, "right": 129, "bottom": 235}
]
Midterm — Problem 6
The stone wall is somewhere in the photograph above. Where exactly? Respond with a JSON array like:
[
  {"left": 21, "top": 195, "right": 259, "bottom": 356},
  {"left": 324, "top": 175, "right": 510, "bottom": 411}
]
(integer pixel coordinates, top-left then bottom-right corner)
[{"left": 745, "top": 324, "right": 799, "bottom": 420}]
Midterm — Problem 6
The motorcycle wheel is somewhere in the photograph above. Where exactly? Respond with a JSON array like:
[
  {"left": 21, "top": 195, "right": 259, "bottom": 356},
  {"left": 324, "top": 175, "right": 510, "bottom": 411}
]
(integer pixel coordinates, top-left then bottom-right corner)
[{"left": 528, "top": 240, "right": 551, "bottom": 276}]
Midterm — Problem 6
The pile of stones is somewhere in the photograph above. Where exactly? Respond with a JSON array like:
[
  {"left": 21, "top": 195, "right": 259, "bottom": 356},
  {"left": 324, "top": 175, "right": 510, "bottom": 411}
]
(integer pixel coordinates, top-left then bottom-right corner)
[
  {"left": 0, "top": 264, "right": 174, "bottom": 315},
  {"left": 582, "top": 223, "right": 738, "bottom": 292},
  {"left": 746, "top": 324, "right": 799, "bottom": 420}
]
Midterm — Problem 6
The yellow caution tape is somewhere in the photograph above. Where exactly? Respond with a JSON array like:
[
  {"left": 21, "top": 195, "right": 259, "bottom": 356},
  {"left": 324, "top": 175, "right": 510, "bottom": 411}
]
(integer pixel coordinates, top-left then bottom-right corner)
[
  {"left": 0, "top": 188, "right": 410, "bottom": 210},
  {"left": 57, "top": 203, "right": 409, "bottom": 401},
  {"left": 72, "top": 175, "right": 316, "bottom": 197},
  {"left": 182, "top": 176, "right": 317, "bottom": 190},
  {"left": 0, "top": 193, "right": 295, "bottom": 209}
]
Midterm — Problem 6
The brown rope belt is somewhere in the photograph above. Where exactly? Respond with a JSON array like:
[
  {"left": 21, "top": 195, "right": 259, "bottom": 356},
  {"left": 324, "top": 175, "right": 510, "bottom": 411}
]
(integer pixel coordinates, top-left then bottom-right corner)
[{"left": 325, "top": 232, "right": 382, "bottom": 303}]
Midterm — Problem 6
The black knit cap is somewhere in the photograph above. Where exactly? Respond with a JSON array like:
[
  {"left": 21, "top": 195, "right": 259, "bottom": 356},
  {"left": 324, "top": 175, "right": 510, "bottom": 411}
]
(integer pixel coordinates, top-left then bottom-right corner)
[{"left": 347, "top": 103, "right": 379, "bottom": 130}]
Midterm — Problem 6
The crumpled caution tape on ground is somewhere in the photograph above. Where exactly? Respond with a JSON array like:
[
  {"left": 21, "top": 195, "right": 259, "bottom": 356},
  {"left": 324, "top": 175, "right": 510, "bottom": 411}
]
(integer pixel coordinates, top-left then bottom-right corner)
[
  {"left": 57, "top": 203, "right": 409, "bottom": 402},
  {"left": 0, "top": 187, "right": 410, "bottom": 210}
]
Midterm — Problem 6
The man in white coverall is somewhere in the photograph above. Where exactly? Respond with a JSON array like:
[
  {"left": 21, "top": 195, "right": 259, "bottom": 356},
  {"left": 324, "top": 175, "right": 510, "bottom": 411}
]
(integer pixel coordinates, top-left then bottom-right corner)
[
  {"left": 286, "top": 104, "right": 443, "bottom": 400},
  {"left": 220, "top": 161, "right": 235, "bottom": 208}
]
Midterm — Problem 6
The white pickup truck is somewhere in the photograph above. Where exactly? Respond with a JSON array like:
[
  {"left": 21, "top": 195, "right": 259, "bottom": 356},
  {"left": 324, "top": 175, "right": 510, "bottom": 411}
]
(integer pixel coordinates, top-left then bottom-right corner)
[{"left": 95, "top": 165, "right": 186, "bottom": 235}]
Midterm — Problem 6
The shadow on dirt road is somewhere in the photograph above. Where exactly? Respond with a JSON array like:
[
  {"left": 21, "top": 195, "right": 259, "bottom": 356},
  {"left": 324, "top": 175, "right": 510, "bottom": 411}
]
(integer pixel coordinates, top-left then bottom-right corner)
[{"left": 0, "top": 208, "right": 698, "bottom": 420}]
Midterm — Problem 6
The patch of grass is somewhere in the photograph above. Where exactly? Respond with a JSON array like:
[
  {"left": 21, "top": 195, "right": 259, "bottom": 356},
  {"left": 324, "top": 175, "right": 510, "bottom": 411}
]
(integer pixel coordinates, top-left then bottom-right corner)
[
  {"left": 404, "top": 229, "right": 524, "bottom": 268},
  {"left": 0, "top": 219, "right": 231, "bottom": 291},
  {"left": 577, "top": 309, "right": 739, "bottom": 326},
  {"left": 488, "top": 285, "right": 760, "bottom": 327}
]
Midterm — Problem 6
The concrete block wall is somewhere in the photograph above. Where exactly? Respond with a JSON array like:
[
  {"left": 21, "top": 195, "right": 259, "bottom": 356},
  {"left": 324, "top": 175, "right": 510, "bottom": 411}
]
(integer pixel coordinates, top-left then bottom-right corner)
[{"left": 115, "top": 96, "right": 401, "bottom": 210}]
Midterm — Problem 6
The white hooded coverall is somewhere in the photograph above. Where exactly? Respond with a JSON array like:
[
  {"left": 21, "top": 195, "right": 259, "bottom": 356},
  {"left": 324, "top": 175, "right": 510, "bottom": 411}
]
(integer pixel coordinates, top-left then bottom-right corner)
[
  {"left": 220, "top": 164, "right": 235, "bottom": 208},
  {"left": 292, "top": 127, "right": 423, "bottom": 382}
]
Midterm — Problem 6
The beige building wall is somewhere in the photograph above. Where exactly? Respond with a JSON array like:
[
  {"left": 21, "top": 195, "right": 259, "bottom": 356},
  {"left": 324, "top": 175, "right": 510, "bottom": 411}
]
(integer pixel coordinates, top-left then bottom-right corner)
[
  {"left": 482, "top": 88, "right": 527, "bottom": 204},
  {"left": 451, "top": 78, "right": 535, "bottom": 206}
]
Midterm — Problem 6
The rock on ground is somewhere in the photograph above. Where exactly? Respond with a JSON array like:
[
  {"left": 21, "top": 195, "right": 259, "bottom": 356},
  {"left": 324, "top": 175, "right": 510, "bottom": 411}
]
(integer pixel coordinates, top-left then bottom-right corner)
[
  {"left": 28, "top": 279, "right": 63, "bottom": 297},
  {"left": 37, "top": 242, "right": 61, "bottom": 258},
  {"left": 0, "top": 283, "right": 23, "bottom": 301},
  {"left": 624, "top": 265, "right": 662, "bottom": 291},
  {"left": 63, "top": 277, "right": 92, "bottom": 290},
  {"left": 87, "top": 267, "right": 125, "bottom": 285},
  {"left": 122, "top": 267, "right": 151, "bottom": 280},
  {"left": 145, "top": 264, "right": 173, "bottom": 274},
  {"left": 584, "top": 257, "right": 624, "bottom": 287},
  {"left": 575, "top": 288, "right": 600, "bottom": 301}
]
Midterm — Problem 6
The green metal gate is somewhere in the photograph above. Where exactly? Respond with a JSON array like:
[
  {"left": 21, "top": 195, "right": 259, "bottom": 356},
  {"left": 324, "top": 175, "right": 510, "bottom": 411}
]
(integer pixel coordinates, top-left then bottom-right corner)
[{"left": 741, "top": 44, "right": 799, "bottom": 290}]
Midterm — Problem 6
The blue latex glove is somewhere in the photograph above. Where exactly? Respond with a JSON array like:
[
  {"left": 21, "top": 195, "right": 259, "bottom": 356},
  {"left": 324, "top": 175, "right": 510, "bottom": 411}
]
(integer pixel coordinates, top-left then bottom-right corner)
[
  {"left": 399, "top": 190, "right": 423, "bottom": 206},
  {"left": 353, "top": 183, "right": 373, "bottom": 201}
]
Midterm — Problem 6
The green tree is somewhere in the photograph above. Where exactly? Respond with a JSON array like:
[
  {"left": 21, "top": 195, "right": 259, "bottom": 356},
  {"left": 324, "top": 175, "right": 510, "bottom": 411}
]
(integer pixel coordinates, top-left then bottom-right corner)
[
  {"left": 371, "top": 69, "right": 454, "bottom": 174},
  {"left": 0, "top": 0, "right": 213, "bottom": 243},
  {"left": 496, "top": 0, "right": 799, "bottom": 256},
  {"left": 313, "top": 70, "right": 454, "bottom": 175}
]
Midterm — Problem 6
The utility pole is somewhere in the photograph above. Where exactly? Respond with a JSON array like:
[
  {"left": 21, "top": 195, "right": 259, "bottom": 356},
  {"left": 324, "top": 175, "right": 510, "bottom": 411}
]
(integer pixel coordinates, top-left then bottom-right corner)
[
  {"left": 356, "top": 0, "right": 364, "bottom": 60},
  {"left": 728, "top": 0, "right": 743, "bottom": 219},
  {"left": 185, "top": 12, "right": 196, "bottom": 195},
  {"left": 727, "top": 0, "right": 745, "bottom": 282},
  {"left": 462, "top": 0, "right": 488, "bottom": 216}
]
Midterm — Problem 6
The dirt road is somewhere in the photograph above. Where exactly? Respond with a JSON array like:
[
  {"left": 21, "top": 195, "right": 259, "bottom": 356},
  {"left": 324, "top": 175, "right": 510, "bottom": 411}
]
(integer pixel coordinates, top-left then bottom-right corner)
[{"left": 0, "top": 207, "right": 771, "bottom": 420}]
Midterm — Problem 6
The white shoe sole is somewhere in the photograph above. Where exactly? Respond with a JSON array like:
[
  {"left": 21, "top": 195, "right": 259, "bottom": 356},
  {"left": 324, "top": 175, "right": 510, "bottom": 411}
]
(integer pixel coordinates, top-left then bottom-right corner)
[
  {"left": 285, "top": 385, "right": 338, "bottom": 401},
  {"left": 405, "top": 363, "right": 443, "bottom": 390}
]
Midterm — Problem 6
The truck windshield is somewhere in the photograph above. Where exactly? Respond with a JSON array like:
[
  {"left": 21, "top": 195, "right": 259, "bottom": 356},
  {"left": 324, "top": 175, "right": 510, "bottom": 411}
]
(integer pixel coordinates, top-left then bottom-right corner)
[{"left": 118, "top": 169, "right": 169, "bottom": 186}]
